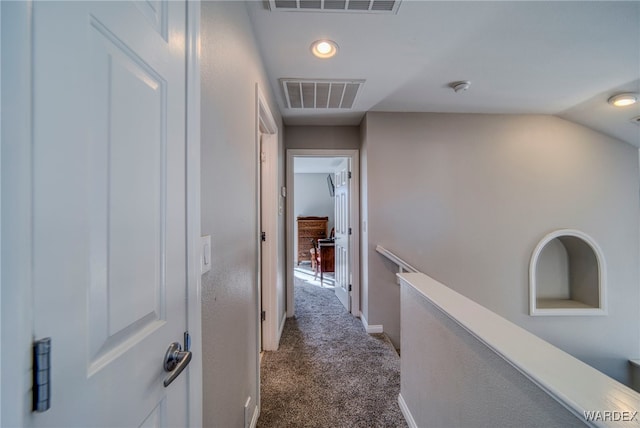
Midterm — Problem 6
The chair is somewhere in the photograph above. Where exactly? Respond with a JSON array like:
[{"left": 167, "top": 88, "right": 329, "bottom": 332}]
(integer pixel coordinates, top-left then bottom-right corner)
[
  {"left": 310, "top": 239, "right": 321, "bottom": 280},
  {"left": 309, "top": 241, "right": 318, "bottom": 271}
]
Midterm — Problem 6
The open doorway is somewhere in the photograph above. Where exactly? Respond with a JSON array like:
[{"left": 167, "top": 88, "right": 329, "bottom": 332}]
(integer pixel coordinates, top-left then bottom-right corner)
[
  {"left": 286, "top": 149, "right": 360, "bottom": 318},
  {"left": 292, "top": 157, "right": 343, "bottom": 290}
]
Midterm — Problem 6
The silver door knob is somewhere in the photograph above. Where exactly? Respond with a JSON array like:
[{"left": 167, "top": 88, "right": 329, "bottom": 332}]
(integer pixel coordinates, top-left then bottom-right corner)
[{"left": 163, "top": 342, "right": 192, "bottom": 387}]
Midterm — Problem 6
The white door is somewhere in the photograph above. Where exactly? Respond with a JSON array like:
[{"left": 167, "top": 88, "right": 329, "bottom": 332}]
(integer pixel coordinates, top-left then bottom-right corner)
[
  {"left": 260, "top": 132, "right": 279, "bottom": 351},
  {"left": 334, "top": 159, "right": 351, "bottom": 311},
  {"left": 29, "top": 2, "right": 190, "bottom": 426}
]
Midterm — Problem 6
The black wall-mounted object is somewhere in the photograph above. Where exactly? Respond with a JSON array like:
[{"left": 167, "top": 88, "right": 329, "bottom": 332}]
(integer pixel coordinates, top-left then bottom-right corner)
[{"left": 327, "top": 174, "right": 335, "bottom": 197}]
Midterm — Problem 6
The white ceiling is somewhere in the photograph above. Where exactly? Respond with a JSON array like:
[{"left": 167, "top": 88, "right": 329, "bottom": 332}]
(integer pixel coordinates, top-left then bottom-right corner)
[{"left": 246, "top": 1, "right": 640, "bottom": 147}]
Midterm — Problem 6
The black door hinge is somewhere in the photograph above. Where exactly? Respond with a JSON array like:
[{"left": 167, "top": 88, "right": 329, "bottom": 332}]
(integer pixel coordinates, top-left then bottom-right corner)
[
  {"left": 261, "top": 310, "right": 266, "bottom": 321},
  {"left": 348, "top": 284, "right": 352, "bottom": 292},
  {"left": 348, "top": 171, "right": 352, "bottom": 179},
  {"left": 33, "top": 338, "right": 51, "bottom": 413},
  {"left": 348, "top": 227, "right": 352, "bottom": 235},
  {"left": 261, "top": 232, "right": 266, "bottom": 242}
]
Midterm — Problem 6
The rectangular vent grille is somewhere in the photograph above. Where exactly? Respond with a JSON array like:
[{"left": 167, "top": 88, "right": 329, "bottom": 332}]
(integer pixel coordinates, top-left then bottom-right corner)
[
  {"left": 280, "top": 79, "right": 365, "bottom": 109},
  {"left": 269, "top": 0, "right": 401, "bottom": 14}
]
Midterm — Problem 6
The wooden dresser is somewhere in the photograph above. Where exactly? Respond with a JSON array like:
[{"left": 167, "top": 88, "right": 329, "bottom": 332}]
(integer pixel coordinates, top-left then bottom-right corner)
[{"left": 297, "top": 216, "right": 328, "bottom": 264}]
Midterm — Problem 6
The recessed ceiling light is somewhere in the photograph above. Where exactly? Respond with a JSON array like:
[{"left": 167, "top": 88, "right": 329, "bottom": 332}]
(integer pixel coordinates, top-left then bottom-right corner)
[
  {"left": 608, "top": 93, "right": 638, "bottom": 107},
  {"left": 310, "top": 40, "right": 338, "bottom": 59}
]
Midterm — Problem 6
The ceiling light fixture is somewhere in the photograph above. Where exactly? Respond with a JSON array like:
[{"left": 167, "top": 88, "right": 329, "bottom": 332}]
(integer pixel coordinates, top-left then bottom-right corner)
[
  {"left": 311, "top": 40, "right": 338, "bottom": 59},
  {"left": 608, "top": 93, "right": 638, "bottom": 107}
]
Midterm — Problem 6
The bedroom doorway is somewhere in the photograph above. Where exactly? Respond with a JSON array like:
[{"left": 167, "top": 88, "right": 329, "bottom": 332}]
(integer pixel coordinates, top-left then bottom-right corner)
[{"left": 286, "top": 150, "right": 360, "bottom": 317}]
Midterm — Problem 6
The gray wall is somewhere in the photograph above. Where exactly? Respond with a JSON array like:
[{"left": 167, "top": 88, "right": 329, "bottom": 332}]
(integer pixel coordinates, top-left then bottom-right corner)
[
  {"left": 285, "top": 125, "right": 360, "bottom": 150},
  {"left": 294, "top": 173, "right": 335, "bottom": 263},
  {"left": 401, "top": 283, "right": 585, "bottom": 428},
  {"left": 361, "top": 112, "right": 639, "bottom": 385},
  {"left": 200, "top": 2, "right": 284, "bottom": 426}
]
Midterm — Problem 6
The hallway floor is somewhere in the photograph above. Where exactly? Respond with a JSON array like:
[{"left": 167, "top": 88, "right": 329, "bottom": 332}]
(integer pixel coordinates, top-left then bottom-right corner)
[
  {"left": 257, "top": 274, "right": 406, "bottom": 428},
  {"left": 293, "top": 262, "right": 335, "bottom": 288}
]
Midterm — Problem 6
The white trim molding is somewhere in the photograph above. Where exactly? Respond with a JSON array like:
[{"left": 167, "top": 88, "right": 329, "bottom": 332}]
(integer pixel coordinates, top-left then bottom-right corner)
[
  {"left": 279, "top": 310, "right": 286, "bottom": 338},
  {"left": 1, "top": 2, "right": 34, "bottom": 425},
  {"left": 255, "top": 84, "right": 280, "bottom": 417},
  {"left": 249, "top": 403, "right": 259, "bottom": 428},
  {"left": 398, "top": 394, "right": 418, "bottom": 428},
  {"left": 185, "top": 2, "right": 203, "bottom": 426},
  {"left": 286, "top": 149, "right": 360, "bottom": 318},
  {"left": 256, "top": 85, "right": 280, "bottom": 352},
  {"left": 360, "top": 311, "right": 383, "bottom": 334},
  {"left": 529, "top": 228, "right": 607, "bottom": 316}
]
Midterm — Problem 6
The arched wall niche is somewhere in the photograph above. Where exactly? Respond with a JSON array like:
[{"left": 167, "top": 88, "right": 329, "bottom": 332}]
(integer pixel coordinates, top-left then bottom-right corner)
[{"left": 529, "top": 229, "right": 607, "bottom": 316}]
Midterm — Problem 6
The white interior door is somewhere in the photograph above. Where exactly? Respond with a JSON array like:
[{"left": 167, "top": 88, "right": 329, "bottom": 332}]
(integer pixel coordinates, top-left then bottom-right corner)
[
  {"left": 260, "top": 132, "right": 279, "bottom": 351},
  {"left": 334, "top": 159, "right": 351, "bottom": 311},
  {"left": 29, "top": 2, "right": 190, "bottom": 426}
]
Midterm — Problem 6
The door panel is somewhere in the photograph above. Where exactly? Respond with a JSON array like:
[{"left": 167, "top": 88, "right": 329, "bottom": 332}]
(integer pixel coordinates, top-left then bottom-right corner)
[
  {"left": 139, "top": 400, "right": 166, "bottom": 428},
  {"left": 89, "top": 20, "right": 167, "bottom": 367},
  {"left": 30, "top": 2, "right": 188, "bottom": 427},
  {"left": 134, "top": 0, "right": 168, "bottom": 41},
  {"left": 334, "top": 160, "right": 350, "bottom": 311}
]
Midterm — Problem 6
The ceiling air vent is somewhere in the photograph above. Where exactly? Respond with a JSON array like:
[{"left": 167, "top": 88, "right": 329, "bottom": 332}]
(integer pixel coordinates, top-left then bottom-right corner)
[
  {"left": 280, "top": 79, "right": 365, "bottom": 109},
  {"left": 269, "top": 0, "right": 401, "bottom": 14}
]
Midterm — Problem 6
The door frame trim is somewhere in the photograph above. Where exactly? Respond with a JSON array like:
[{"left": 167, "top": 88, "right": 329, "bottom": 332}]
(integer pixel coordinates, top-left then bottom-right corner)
[
  {"left": 1, "top": 1, "right": 34, "bottom": 425},
  {"left": 255, "top": 85, "right": 279, "bottom": 415},
  {"left": 185, "top": 2, "right": 203, "bottom": 426},
  {"left": 285, "top": 149, "right": 360, "bottom": 318},
  {"left": 259, "top": 133, "right": 280, "bottom": 352}
]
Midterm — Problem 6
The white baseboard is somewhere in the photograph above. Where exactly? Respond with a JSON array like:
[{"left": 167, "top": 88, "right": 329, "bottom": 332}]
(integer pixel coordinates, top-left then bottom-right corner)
[
  {"left": 360, "top": 311, "right": 383, "bottom": 334},
  {"left": 249, "top": 404, "right": 259, "bottom": 428},
  {"left": 278, "top": 311, "right": 286, "bottom": 339},
  {"left": 398, "top": 393, "right": 417, "bottom": 428},
  {"left": 245, "top": 397, "right": 259, "bottom": 428}
]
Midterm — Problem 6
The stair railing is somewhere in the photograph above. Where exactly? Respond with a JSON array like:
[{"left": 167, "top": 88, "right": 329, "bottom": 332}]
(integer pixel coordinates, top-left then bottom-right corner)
[{"left": 376, "top": 245, "right": 419, "bottom": 283}]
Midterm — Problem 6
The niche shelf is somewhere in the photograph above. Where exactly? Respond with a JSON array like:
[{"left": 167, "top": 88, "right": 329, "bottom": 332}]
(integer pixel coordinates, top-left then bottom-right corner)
[{"left": 529, "top": 229, "right": 606, "bottom": 316}]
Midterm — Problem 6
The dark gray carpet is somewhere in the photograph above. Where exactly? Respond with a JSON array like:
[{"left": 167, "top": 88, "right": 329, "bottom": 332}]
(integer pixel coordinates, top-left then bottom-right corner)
[{"left": 258, "top": 277, "right": 407, "bottom": 428}]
